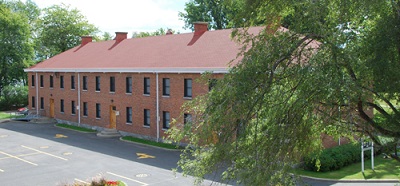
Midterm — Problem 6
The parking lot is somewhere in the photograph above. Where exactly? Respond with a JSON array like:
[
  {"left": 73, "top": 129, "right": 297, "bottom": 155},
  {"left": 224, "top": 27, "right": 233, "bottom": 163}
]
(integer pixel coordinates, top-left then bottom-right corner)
[{"left": 0, "top": 121, "right": 221, "bottom": 186}]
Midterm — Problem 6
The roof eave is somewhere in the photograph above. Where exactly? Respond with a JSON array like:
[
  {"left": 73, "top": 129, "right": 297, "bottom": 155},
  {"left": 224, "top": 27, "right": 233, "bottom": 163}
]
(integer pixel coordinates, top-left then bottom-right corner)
[{"left": 23, "top": 68, "right": 230, "bottom": 74}]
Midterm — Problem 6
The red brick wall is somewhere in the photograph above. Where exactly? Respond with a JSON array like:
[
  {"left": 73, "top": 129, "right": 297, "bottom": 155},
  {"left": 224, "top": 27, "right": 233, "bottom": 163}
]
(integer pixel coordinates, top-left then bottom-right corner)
[{"left": 28, "top": 72, "right": 222, "bottom": 139}]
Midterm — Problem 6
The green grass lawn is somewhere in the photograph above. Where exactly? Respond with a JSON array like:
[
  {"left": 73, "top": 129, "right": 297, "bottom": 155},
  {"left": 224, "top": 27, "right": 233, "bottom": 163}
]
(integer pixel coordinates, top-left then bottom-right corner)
[
  {"left": 296, "top": 155, "right": 400, "bottom": 180},
  {"left": 0, "top": 112, "right": 25, "bottom": 120},
  {"left": 0, "top": 112, "right": 13, "bottom": 119},
  {"left": 56, "top": 123, "right": 97, "bottom": 133},
  {"left": 121, "top": 136, "right": 183, "bottom": 150}
]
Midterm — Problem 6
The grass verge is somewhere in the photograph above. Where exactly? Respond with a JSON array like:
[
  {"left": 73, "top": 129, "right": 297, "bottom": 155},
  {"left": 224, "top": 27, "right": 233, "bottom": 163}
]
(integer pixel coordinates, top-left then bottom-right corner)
[
  {"left": 56, "top": 123, "right": 97, "bottom": 133},
  {"left": 0, "top": 112, "right": 25, "bottom": 120},
  {"left": 121, "top": 136, "right": 182, "bottom": 150},
  {"left": 296, "top": 155, "right": 400, "bottom": 180}
]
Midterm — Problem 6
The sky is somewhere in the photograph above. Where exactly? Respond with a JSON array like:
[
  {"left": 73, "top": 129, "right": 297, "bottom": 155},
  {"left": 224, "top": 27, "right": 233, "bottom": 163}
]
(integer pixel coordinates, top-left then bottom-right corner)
[{"left": 32, "top": 0, "right": 191, "bottom": 35}]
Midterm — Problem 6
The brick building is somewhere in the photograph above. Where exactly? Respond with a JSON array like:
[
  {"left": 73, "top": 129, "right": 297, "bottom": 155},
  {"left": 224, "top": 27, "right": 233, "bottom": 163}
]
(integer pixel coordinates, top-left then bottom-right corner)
[{"left": 25, "top": 23, "right": 263, "bottom": 141}]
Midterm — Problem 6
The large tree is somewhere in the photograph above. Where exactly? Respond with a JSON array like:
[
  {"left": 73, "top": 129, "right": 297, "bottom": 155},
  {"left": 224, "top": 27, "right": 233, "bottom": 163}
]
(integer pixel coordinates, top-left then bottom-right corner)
[
  {"left": 36, "top": 4, "right": 98, "bottom": 61},
  {"left": 0, "top": 3, "right": 34, "bottom": 91},
  {"left": 168, "top": 0, "right": 400, "bottom": 185}
]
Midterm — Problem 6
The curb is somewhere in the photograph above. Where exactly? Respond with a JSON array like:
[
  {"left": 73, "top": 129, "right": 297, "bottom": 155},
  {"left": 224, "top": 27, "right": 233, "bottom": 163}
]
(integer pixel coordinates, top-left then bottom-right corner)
[
  {"left": 54, "top": 124, "right": 97, "bottom": 134},
  {"left": 119, "top": 137, "right": 182, "bottom": 152},
  {"left": 300, "top": 175, "right": 400, "bottom": 183}
]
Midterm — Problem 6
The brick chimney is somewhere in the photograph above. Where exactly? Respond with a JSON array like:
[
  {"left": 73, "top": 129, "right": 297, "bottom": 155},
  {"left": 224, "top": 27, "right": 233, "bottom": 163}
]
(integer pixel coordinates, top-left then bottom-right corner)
[
  {"left": 81, "top": 36, "right": 92, "bottom": 46},
  {"left": 193, "top": 22, "right": 208, "bottom": 36},
  {"left": 166, "top": 29, "right": 173, "bottom": 35},
  {"left": 115, "top": 32, "right": 128, "bottom": 43}
]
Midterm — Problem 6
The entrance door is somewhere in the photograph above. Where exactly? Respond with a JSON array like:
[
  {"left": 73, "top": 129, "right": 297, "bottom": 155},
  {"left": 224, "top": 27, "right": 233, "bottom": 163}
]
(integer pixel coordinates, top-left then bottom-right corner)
[
  {"left": 109, "top": 106, "right": 117, "bottom": 129},
  {"left": 49, "top": 99, "right": 55, "bottom": 118}
]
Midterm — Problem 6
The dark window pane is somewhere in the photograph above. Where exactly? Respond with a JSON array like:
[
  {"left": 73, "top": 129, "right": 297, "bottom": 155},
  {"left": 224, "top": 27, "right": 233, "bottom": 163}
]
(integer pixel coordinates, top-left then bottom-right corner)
[
  {"left": 184, "top": 79, "right": 192, "bottom": 97},
  {"left": 110, "top": 76, "right": 115, "bottom": 92},
  {"left": 126, "top": 77, "right": 132, "bottom": 93},
  {"left": 163, "top": 78, "right": 170, "bottom": 96},
  {"left": 96, "top": 76, "right": 101, "bottom": 91}
]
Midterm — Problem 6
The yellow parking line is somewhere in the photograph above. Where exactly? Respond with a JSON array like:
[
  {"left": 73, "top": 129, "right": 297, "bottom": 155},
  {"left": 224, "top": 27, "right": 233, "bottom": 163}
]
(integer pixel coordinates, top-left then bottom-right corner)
[
  {"left": 21, "top": 145, "right": 68, "bottom": 161},
  {"left": 0, "top": 151, "right": 37, "bottom": 166},
  {"left": 107, "top": 172, "right": 148, "bottom": 186},
  {"left": 0, "top": 169, "right": 4, "bottom": 172},
  {"left": 0, "top": 152, "right": 40, "bottom": 160}
]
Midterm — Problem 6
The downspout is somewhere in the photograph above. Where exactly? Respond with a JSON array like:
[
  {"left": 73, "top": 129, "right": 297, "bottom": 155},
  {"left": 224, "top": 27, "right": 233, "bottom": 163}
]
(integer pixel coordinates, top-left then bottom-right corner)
[
  {"left": 35, "top": 72, "right": 39, "bottom": 115},
  {"left": 156, "top": 72, "right": 160, "bottom": 142},
  {"left": 77, "top": 73, "right": 81, "bottom": 125}
]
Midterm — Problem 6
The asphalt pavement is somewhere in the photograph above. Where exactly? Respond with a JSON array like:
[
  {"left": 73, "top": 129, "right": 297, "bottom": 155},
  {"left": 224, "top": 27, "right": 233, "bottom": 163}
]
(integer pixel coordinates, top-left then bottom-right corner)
[{"left": 0, "top": 120, "right": 398, "bottom": 186}]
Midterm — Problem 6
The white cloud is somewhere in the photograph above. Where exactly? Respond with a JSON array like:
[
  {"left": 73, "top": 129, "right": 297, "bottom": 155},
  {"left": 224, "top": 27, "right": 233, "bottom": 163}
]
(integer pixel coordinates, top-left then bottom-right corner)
[{"left": 32, "top": 0, "right": 190, "bottom": 35}]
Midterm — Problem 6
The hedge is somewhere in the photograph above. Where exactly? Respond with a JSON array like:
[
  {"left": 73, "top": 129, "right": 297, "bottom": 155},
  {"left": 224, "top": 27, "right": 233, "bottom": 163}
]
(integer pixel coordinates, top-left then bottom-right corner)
[{"left": 304, "top": 143, "right": 371, "bottom": 172}]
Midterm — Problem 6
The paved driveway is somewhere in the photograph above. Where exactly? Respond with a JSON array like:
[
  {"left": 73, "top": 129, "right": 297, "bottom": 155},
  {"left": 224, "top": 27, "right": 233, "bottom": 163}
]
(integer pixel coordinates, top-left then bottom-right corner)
[{"left": 0, "top": 121, "right": 224, "bottom": 186}]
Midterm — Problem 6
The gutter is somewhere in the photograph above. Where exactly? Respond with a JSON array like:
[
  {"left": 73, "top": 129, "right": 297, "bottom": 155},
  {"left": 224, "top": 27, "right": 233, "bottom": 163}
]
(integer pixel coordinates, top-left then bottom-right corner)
[
  {"left": 35, "top": 72, "right": 39, "bottom": 115},
  {"left": 156, "top": 72, "right": 160, "bottom": 142},
  {"left": 77, "top": 73, "right": 81, "bottom": 125},
  {"left": 24, "top": 68, "right": 230, "bottom": 74}
]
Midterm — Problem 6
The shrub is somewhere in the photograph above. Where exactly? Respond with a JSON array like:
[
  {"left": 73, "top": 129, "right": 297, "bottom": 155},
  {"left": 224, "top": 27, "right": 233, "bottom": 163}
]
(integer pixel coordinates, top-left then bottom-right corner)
[
  {"left": 0, "top": 85, "right": 28, "bottom": 111},
  {"left": 304, "top": 143, "right": 372, "bottom": 172}
]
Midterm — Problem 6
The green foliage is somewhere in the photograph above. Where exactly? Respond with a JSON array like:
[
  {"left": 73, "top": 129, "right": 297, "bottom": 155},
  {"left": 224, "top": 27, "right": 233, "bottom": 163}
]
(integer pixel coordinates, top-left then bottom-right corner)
[
  {"left": 131, "top": 28, "right": 175, "bottom": 38},
  {"left": 35, "top": 4, "right": 98, "bottom": 61},
  {"left": 304, "top": 143, "right": 369, "bottom": 172},
  {"left": 169, "top": 0, "right": 400, "bottom": 184},
  {"left": 297, "top": 155, "right": 400, "bottom": 180},
  {"left": 0, "top": 2, "right": 34, "bottom": 90},
  {"left": 0, "top": 85, "right": 28, "bottom": 111},
  {"left": 179, "top": 0, "right": 241, "bottom": 30}
]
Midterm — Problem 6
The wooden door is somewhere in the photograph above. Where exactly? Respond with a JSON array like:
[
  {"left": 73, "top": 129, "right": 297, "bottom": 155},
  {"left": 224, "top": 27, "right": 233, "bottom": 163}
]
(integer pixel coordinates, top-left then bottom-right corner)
[
  {"left": 49, "top": 99, "right": 55, "bottom": 118},
  {"left": 109, "top": 106, "right": 117, "bottom": 129}
]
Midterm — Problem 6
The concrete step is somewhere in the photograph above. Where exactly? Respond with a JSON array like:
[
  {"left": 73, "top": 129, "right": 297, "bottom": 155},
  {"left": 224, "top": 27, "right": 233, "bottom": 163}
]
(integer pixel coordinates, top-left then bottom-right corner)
[{"left": 97, "top": 128, "right": 121, "bottom": 137}]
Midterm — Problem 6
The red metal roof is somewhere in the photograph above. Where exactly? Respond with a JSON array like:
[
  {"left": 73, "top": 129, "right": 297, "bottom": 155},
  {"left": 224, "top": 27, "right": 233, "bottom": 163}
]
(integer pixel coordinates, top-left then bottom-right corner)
[{"left": 26, "top": 27, "right": 265, "bottom": 73}]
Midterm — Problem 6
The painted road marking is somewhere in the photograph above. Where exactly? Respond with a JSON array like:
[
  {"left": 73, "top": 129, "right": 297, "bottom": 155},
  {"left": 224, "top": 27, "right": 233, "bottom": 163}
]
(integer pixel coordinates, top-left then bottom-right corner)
[
  {"left": 0, "top": 151, "right": 38, "bottom": 166},
  {"left": 0, "top": 152, "right": 40, "bottom": 160},
  {"left": 0, "top": 169, "right": 4, "bottom": 172},
  {"left": 0, "top": 135, "right": 8, "bottom": 138},
  {"left": 54, "top": 134, "right": 68, "bottom": 138},
  {"left": 136, "top": 153, "right": 155, "bottom": 159},
  {"left": 62, "top": 152, "right": 72, "bottom": 155},
  {"left": 21, "top": 145, "right": 68, "bottom": 161},
  {"left": 107, "top": 172, "right": 148, "bottom": 186},
  {"left": 40, "top": 146, "right": 49, "bottom": 149},
  {"left": 74, "top": 178, "right": 89, "bottom": 184}
]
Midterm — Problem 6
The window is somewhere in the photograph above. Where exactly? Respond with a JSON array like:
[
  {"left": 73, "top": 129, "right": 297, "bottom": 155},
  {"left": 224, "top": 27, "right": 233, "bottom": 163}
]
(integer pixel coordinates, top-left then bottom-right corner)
[
  {"left": 50, "top": 75, "right": 54, "bottom": 88},
  {"left": 60, "top": 99, "right": 64, "bottom": 112},
  {"left": 126, "top": 107, "right": 132, "bottom": 123},
  {"left": 209, "top": 79, "right": 217, "bottom": 91},
  {"left": 163, "top": 111, "right": 170, "bottom": 129},
  {"left": 144, "top": 77, "right": 150, "bottom": 95},
  {"left": 71, "top": 75, "right": 75, "bottom": 89},
  {"left": 110, "top": 76, "right": 115, "bottom": 92},
  {"left": 184, "top": 79, "right": 192, "bottom": 97},
  {"left": 144, "top": 109, "right": 150, "bottom": 126},
  {"left": 83, "top": 76, "right": 88, "bottom": 90},
  {"left": 126, "top": 77, "right": 132, "bottom": 93},
  {"left": 31, "top": 96, "right": 35, "bottom": 108},
  {"left": 31, "top": 75, "right": 35, "bottom": 87},
  {"left": 60, "top": 75, "right": 64, "bottom": 89},
  {"left": 95, "top": 76, "right": 100, "bottom": 91},
  {"left": 163, "top": 78, "right": 170, "bottom": 96},
  {"left": 83, "top": 102, "right": 88, "bottom": 116},
  {"left": 96, "top": 103, "right": 101, "bottom": 118},
  {"left": 71, "top": 101, "right": 76, "bottom": 115},
  {"left": 40, "top": 75, "right": 44, "bottom": 87},
  {"left": 40, "top": 97, "right": 44, "bottom": 109},
  {"left": 184, "top": 113, "right": 192, "bottom": 124}
]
